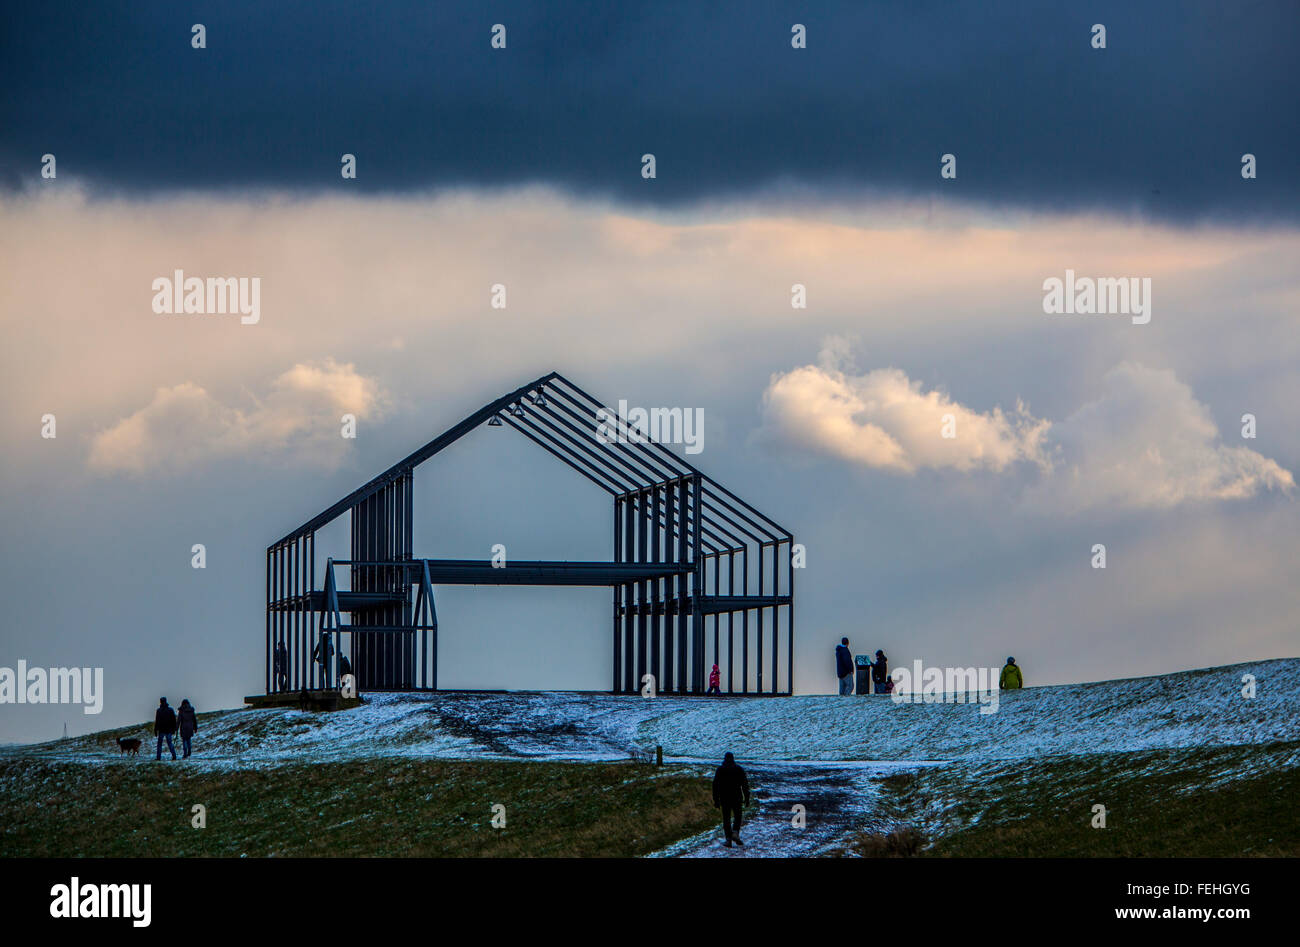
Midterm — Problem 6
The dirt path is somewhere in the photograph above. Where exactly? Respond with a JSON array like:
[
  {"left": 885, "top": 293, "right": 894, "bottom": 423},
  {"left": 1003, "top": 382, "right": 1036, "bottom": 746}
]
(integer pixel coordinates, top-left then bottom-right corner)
[{"left": 652, "top": 760, "right": 935, "bottom": 857}]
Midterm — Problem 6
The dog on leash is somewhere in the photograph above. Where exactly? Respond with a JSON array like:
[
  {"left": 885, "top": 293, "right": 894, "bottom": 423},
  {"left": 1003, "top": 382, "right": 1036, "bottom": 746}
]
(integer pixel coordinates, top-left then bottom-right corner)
[{"left": 116, "top": 737, "right": 142, "bottom": 757}]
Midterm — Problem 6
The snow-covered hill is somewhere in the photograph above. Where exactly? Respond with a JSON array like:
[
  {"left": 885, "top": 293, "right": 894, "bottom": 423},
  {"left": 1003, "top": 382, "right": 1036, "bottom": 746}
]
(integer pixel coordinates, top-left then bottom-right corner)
[{"left": 14, "top": 657, "right": 1296, "bottom": 768}]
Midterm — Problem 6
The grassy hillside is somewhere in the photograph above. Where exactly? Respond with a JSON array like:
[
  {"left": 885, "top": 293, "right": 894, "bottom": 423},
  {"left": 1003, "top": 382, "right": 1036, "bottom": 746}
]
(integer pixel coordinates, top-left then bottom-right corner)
[
  {"left": 0, "top": 757, "right": 717, "bottom": 858},
  {"left": 833, "top": 741, "right": 1300, "bottom": 857}
]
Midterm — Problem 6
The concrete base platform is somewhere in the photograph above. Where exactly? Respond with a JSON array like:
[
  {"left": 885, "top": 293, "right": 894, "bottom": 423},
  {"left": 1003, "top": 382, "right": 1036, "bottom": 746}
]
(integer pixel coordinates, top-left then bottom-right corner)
[{"left": 244, "top": 689, "right": 362, "bottom": 712}]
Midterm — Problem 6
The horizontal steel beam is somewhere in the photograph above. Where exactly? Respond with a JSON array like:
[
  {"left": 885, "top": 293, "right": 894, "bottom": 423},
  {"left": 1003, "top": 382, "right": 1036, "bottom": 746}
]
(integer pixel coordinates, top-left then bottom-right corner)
[
  {"left": 617, "top": 594, "right": 792, "bottom": 617},
  {"left": 324, "top": 559, "right": 694, "bottom": 588}
]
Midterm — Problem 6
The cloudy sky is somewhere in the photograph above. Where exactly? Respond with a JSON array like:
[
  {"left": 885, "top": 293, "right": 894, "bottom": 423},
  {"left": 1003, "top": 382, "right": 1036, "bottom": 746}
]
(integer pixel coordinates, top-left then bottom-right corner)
[{"left": 1, "top": 2, "right": 1297, "bottom": 741}]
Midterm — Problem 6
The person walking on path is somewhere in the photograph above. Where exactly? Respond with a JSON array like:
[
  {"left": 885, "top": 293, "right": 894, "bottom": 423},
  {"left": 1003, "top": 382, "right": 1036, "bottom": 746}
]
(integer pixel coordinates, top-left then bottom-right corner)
[
  {"left": 1000, "top": 657, "right": 1023, "bottom": 690},
  {"left": 154, "top": 697, "right": 178, "bottom": 761},
  {"left": 712, "top": 752, "right": 752, "bottom": 848},
  {"left": 177, "top": 698, "right": 199, "bottom": 758},
  {"left": 835, "top": 637, "right": 854, "bottom": 695},
  {"left": 707, "top": 664, "right": 721, "bottom": 695}
]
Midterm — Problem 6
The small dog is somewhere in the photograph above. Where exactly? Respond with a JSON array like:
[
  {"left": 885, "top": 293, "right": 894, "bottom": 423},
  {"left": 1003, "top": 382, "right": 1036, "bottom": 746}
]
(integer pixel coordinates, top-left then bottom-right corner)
[{"left": 117, "top": 737, "right": 142, "bottom": 757}]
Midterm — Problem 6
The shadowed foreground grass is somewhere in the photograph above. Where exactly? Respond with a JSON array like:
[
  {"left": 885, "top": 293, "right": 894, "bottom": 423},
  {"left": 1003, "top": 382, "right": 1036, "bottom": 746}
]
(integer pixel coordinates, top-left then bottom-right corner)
[
  {"left": 0, "top": 758, "right": 717, "bottom": 857},
  {"left": 835, "top": 742, "right": 1300, "bottom": 858}
]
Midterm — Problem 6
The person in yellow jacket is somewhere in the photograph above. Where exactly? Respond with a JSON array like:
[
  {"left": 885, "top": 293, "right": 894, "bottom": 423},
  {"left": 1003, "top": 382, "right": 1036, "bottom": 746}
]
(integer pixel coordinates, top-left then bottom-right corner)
[{"left": 999, "top": 657, "right": 1023, "bottom": 689}]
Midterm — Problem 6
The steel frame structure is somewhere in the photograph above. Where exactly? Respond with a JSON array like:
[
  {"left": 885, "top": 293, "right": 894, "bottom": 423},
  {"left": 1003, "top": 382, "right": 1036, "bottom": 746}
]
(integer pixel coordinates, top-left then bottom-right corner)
[{"left": 265, "top": 372, "right": 794, "bottom": 696}]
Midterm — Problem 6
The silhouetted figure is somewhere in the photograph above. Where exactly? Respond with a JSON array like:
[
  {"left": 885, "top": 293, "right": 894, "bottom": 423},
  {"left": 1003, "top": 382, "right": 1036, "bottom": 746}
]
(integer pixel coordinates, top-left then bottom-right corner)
[
  {"left": 1000, "top": 657, "right": 1023, "bottom": 690},
  {"left": 712, "top": 752, "right": 751, "bottom": 847},
  {"left": 836, "top": 637, "right": 854, "bottom": 695},
  {"left": 177, "top": 698, "right": 198, "bottom": 758},
  {"left": 871, "top": 649, "right": 890, "bottom": 694},
  {"left": 312, "top": 632, "right": 334, "bottom": 688},
  {"left": 154, "top": 697, "right": 177, "bottom": 761},
  {"left": 273, "top": 639, "right": 288, "bottom": 691},
  {"left": 338, "top": 653, "right": 352, "bottom": 682}
]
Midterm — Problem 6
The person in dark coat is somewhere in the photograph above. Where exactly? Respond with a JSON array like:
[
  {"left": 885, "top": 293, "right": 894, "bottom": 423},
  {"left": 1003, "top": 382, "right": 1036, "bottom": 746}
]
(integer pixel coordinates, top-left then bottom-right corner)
[
  {"left": 177, "top": 698, "right": 199, "bottom": 758},
  {"left": 835, "top": 637, "right": 854, "bottom": 694},
  {"left": 311, "top": 632, "right": 334, "bottom": 688},
  {"left": 154, "top": 697, "right": 178, "bottom": 761},
  {"left": 338, "top": 653, "right": 352, "bottom": 682},
  {"left": 871, "top": 649, "right": 890, "bottom": 694},
  {"left": 712, "top": 752, "right": 751, "bottom": 847},
  {"left": 273, "top": 639, "right": 288, "bottom": 691}
]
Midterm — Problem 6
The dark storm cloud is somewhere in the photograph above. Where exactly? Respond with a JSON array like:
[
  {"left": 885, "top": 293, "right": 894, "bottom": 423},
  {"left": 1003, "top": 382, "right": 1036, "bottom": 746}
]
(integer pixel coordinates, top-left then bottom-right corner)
[{"left": 1, "top": 0, "right": 1296, "bottom": 220}]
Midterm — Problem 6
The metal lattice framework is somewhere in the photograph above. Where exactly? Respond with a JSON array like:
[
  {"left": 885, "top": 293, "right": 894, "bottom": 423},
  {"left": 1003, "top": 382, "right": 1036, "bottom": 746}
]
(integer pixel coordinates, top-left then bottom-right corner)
[{"left": 266, "top": 372, "right": 794, "bottom": 696}]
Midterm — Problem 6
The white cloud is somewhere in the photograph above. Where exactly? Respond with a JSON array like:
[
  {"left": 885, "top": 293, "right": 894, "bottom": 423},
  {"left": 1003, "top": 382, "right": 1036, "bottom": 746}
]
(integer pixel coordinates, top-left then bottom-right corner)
[
  {"left": 758, "top": 346, "right": 1293, "bottom": 511},
  {"left": 757, "top": 339, "right": 1051, "bottom": 474},
  {"left": 88, "top": 358, "right": 384, "bottom": 474},
  {"left": 1040, "top": 362, "right": 1294, "bottom": 512}
]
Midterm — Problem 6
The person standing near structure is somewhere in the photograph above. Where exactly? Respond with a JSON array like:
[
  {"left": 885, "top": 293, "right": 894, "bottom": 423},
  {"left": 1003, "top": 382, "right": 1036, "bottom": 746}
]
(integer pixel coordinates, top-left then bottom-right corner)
[
  {"left": 712, "top": 752, "right": 751, "bottom": 847},
  {"left": 835, "top": 637, "right": 854, "bottom": 694},
  {"left": 273, "top": 639, "right": 288, "bottom": 691},
  {"left": 312, "top": 631, "right": 334, "bottom": 688},
  {"left": 871, "top": 649, "right": 890, "bottom": 695},
  {"left": 707, "top": 663, "right": 721, "bottom": 695}
]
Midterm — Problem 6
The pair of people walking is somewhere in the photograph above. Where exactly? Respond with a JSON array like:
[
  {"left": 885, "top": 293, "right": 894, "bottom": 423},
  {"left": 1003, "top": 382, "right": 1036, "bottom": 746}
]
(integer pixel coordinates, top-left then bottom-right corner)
[{"left": 154, "top": 697, "right": 198, "bottom": 760}]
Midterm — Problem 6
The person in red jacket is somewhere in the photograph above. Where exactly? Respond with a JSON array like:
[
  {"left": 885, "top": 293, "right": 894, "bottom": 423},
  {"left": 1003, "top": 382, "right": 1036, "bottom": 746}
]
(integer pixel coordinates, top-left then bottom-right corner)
[
  {"left": 707, "top": 664, "right": 721, "bottom": 695},
  {"left": 707, "top": 664, "right": 722, "bottom": 695}
]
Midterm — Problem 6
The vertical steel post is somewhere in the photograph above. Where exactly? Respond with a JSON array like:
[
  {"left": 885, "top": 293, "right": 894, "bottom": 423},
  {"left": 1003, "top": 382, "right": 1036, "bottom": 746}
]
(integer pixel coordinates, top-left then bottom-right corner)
[
  {"left": 742, "top": 546, "right": 749, "bottom": 693},
  {"left": 676, "top": 478, "right": 689, "bottom": 692},
  {"left": 712, "top": 554, "right": 720, "bottom": 679},
  {"left": 663, "top": 483, "right": 675, "bottom": 693},
  {"left": 772, "top": 539, "right": 779, "bottom": 694},
  {"left": 787, "top": 537, "right": 795, "bottom": 695},
  {"left": 692, "top": 475, "right": 704, "bottom": 692},
  {"left": 637, "top": 488, "right": 648, "bottom": 689},
  {"left": 613, "top": 496, "right": 622, "bottom": 693},
  {"left": 265, "top": 549, "right": 272, "bottom": 694},
  {"left": 727, "top": 551, "right": 735, "bottom": 693},
  {"left": 756, "top": 542, "right": 764, "bottom": 694},
  {"left": 623, "top": 495, "right": 635, "bottom": 693},
  {"left": 650, "top": 486, "right": 661, "bottom": 689}
]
